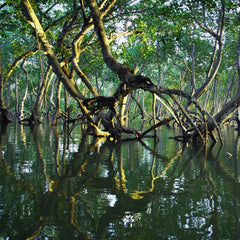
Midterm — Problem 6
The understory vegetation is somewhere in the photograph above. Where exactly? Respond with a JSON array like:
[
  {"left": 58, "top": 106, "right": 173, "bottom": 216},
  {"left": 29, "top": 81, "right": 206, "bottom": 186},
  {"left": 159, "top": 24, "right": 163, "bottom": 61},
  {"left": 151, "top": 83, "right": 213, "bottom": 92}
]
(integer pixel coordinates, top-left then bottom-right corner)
[{"left": 0, "top": 0, "right": 240, "bottom": 144}]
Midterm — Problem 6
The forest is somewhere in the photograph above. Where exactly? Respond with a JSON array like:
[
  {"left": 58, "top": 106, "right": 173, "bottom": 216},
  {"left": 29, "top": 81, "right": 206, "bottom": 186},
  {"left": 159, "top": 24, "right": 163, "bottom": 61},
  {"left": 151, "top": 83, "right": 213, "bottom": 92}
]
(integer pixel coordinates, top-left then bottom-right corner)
[
  {"left": 1, "top": 1, "right": 240, "bottom": 239},
  {"left": 0, "top": 0, "right": 240, "bottom": 143}
]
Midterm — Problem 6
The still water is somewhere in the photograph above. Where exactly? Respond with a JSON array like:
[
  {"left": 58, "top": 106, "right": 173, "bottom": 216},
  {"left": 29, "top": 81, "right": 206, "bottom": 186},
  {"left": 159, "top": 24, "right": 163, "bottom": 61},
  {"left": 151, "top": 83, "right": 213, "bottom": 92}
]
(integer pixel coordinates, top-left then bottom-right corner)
[{"left": 0, "top": 120, "right": 240, "bottom": 240}]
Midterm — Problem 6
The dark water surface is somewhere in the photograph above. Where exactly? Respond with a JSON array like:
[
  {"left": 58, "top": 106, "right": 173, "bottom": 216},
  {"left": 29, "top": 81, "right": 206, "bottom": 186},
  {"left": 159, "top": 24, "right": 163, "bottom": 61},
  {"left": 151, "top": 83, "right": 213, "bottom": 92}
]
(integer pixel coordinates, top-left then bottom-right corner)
[{"left": 0, "top": 120, "right": 240, "bottom": 240}]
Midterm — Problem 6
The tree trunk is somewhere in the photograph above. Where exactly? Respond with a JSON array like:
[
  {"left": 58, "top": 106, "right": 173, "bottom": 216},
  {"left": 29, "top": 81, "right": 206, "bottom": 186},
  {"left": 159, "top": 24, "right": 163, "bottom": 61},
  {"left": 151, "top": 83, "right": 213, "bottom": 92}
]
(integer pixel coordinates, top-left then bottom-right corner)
[
  {"left": 236, "top": 22, "right": 240, "bottom": 93},
  {"left": 213, "top": 93, "right": 240, "bottom": 126},
  {"left": 43, "top": 72, "right": 55, "bottom": 111},
  {"left": 32, "top": 65, "right": 52, "bottom": 116},
  {"left": 0, "top": 49, "right": 11, "bottom": 123},
  {"left": 3, "top": 49, "right": 37, "bottom": 88},
  {"left": 48, "top": 76, "right": 56, "bottom": 112},
  {"left": 119, "top": 96, "right": 128, "bottom": 127},
  {"left": 50, "top": 81, "right": 62, "bottom": 126},
  {"left": 190, "top": 42, "right": 196, "bottom": 95},
  {"left": 20, "top": 0, "right": 239, "bottom": 143},
  {"left": 21, "top": 0, "right": 83, "bottom": 100},
  {"left": 190, "top": 3, "right": 225, "bottom": 102},
  {"left": 19, "top": 60, "right": 29, "bottom": 120},
  {"left": 21, "top": 0, "right": 108, "bottom": 135},
  {"left": 0, "top": 49, "right": 6, "bottom": 111},
  {"left": 15, "top": 75, "right": 18, "bottom": 116}
]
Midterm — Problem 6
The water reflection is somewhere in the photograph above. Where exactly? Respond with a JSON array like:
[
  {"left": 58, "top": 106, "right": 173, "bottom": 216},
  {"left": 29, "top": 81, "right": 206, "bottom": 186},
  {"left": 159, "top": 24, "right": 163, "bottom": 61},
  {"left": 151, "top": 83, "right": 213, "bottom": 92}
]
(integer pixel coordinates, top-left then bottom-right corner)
[{"left": 0, "top": 121, "right": 240, "bottom": 239}]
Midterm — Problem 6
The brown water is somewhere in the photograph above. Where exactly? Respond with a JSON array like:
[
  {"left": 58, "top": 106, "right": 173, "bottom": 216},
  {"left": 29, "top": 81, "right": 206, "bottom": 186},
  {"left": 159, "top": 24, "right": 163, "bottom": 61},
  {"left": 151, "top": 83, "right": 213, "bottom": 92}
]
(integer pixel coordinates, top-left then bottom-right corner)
[{"left": 0, "top": 120, "right": 240, "bottom": 239}]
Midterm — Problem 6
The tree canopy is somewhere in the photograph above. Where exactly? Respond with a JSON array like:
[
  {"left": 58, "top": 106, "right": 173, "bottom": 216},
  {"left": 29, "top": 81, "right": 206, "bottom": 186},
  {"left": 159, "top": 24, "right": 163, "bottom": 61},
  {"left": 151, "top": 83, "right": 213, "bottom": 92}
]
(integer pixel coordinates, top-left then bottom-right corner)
[{"left": 0, "top": 0, "right": 240, "bottom": 143}]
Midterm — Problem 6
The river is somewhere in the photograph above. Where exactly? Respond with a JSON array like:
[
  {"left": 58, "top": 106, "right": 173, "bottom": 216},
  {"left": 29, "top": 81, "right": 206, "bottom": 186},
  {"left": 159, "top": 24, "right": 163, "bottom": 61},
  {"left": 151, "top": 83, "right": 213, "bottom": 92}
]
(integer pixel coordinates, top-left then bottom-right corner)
[{"left": 0, "top": 120, "right": 240, "bottom": 239}]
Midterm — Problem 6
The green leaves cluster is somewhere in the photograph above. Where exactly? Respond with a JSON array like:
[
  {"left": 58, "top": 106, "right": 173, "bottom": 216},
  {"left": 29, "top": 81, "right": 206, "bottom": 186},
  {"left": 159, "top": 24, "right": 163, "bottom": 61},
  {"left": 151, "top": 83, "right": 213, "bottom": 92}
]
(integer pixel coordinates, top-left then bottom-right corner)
[{"left": 1, "top": 0, "right": 240, "bottom": 115}]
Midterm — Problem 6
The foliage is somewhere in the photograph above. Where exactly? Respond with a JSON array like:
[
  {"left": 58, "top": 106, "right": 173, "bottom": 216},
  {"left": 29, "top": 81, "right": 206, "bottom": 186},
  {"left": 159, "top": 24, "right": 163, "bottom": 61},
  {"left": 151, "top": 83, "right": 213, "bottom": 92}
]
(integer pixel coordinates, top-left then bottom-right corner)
[{"left": 0, "top": 0, "right": 239, "bottom": 129}]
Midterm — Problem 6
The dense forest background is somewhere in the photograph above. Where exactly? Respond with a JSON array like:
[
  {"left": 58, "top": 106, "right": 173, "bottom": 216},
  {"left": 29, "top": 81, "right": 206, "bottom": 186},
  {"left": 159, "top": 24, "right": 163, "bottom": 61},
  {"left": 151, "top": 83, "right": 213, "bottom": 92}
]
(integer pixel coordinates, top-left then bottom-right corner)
[{"left": 0, "top": 0, "right": 240, "bottom": 143}]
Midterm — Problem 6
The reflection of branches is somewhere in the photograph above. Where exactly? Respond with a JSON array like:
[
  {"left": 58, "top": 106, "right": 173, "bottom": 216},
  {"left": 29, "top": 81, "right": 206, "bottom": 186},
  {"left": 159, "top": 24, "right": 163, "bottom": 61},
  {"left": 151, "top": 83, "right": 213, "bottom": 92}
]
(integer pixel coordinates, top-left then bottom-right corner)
[
  {"left": 70, "top": 196, "right": 93, "bottom": 239},
  {"left": 4, "top": 122, "right": 240, "bottom": 240},
  {"left": 0, "top": 157, "right": 39, "bottom": 240},
  {"left": 52, "top": 125, "right": 68, "bottom": 178},
  {"left": 32, "top": 125, "right": 51, "bottom": 181},
  {"left": 137, "top": 138, "right": 177, "bottom": 162},
  {"left": 1, "top": 125, "right": 129, "bottom": 239},
  {"left": 206, "top": 174, "right": 219, "bottom": 238},
  {"left": 199, "top": 144, "right": 220, "bottom": 237},
  {"left": 116, "top": 147, "right": 127, "bottom": 194},
  {"left": 11, "top": 127, "right": 95, "bottom": 239},
  {"left": 212, "top": 157, "right": 240, "bottom": 198},
  {"left": 95, "top": 194, "right": 151, "bottom": 239},
  {"left": 130, "top": 140, "right": 215, "bottom": 202},
  {"left": 129, "top": 146, "right": 183, "bottom": 200},
  {"left": 92, "top": 141, "right": 202, "bottom": 239}
]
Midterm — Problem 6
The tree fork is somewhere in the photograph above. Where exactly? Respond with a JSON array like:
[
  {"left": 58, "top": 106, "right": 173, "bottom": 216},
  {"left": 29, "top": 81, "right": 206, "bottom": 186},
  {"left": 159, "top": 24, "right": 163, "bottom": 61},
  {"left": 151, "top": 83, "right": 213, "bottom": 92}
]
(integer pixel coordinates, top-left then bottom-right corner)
[{"left": 21, "top": 0, "right": 84, "bottom": 100}]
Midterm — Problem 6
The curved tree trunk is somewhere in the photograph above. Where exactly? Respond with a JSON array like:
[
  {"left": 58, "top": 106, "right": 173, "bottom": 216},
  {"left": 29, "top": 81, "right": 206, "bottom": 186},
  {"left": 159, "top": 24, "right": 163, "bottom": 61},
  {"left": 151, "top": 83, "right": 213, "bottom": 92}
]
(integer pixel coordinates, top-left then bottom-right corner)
[
  {"left": 191, "top": 3, "right": 224, "bottom": 102},
  {"left": 3, "top": 49, "right": 37, "bottom": 88},
  {"left": 86, "top": 0, "right": 133, "bottom": 81},
  {"left": 212, "top": 93, "right": 240, "bottom": 126},
  {"left": 21, "top": 0, "right": 83, "bottom": 100},
  {"left": 20, "top": 0, "right": 239, "bottom": 143},
  {"left": 20, "top": 0, "right": 117, "bottom": 137},
  {"left": 19, "top": 60, "right": 29, "bottom": 120}
]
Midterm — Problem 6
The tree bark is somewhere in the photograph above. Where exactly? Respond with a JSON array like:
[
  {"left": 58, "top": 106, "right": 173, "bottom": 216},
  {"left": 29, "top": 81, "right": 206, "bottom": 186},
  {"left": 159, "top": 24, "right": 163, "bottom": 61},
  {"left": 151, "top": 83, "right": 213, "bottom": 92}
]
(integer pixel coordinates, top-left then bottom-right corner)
[
  {"left": 86, "top": 0, "right": 134, "bottom": 81},
  {"left": 21, "top": 0, "right": 83, "bottom": 100},
  {"left": 3, "top": 49, "right": 38, "bottom": 88},
  {"left": 32, "top": 65, "right": 52, "bottom": 116},
  {"left": 50, "top": 81, "right": 62, "bottom": 126},
  {"left": 0, "top": 49, "right": 11, "bottom": 123},
  {"left": 19, "top": 0, "right": 240, "bottom": 143},
  {"left": 190, "top": 2, "right": 225, "bottom": 102},
  {"left": 15, "top": 75, "right": 19, "bottom": 116},
  {"left": 0, "top": 49, "right": 6, "bottom": 110},
  {"left": 212, "top": 93, "right": 240, "bottom": 126},
  {"left": 236, "top": 21, "right": 240, "bottom": 93},
  {"left": 19, "top": 60, "right": 29, "bottom": 120}
]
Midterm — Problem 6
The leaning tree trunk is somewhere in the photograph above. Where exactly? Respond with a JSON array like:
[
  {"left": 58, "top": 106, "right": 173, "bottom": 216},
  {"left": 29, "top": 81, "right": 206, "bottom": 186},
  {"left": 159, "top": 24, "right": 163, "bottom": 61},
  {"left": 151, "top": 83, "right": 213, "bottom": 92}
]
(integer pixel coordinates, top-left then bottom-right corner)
[
  {"left": 212, "top": 93, "right": 240, "bottom": 127},
  {"left": 21, "top": 0, "right": 109, "bottom": 136},
  {"left": 84, "top": 0, "right": 240, "bottom": 143},
  {"left": 85, "top": 0, "right": 155, "bottom": 130},
  {"left": 43, "top": 71, "right": 55, "bottom": 112},
  {"left": 19, "top": 65, "right": 52, "bottom": 126},
  {"left": 191, "top": 4, "right": 224, "bottom": 102},
  {"left": 21, "top": 0, "right": 83, "bottom": 100},
  {"left": 21, "top": 0, "right": 239, "bottom": 143},
  {"left": 3, "top": 49, "right": 38, "bottom": 88}
]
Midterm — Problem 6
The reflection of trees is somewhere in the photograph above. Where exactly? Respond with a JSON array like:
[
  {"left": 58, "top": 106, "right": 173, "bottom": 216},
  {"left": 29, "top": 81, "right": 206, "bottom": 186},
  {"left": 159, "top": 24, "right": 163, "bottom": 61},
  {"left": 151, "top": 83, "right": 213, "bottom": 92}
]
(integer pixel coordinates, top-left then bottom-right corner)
[
  {"left": 0, "top": 127, "right": 39, "bottom": 239},
  {"left": 1, "top": 123, "right": 240, "bottom": 239}
]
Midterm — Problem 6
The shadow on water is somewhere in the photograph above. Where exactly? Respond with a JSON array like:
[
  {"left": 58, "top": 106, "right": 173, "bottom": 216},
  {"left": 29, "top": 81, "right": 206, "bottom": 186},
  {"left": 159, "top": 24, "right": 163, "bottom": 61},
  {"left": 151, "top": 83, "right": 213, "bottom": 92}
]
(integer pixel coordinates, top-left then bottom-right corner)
[{"left": 0, "top": 120, "right": 240, "bottom": 239}]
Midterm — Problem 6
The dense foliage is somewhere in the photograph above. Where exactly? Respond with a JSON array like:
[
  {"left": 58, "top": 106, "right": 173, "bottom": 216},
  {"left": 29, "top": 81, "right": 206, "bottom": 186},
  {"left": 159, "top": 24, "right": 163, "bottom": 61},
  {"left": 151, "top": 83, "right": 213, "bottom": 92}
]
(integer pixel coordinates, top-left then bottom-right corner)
[{"left": 0, "top": 0, "right": 240, "bottom": 141}]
